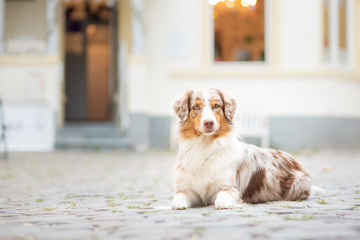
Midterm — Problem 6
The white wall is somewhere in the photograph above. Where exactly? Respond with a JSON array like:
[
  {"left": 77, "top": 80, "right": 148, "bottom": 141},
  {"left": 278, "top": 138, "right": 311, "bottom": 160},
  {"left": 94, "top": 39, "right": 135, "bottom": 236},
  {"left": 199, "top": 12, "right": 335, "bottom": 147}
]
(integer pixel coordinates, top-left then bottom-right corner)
[
  {"left": 128, "top": 0, "right": 202, "bottom": 116},
  {"left": 130, "top": 0, "right": 360, "bottom": 120},
  {"left": 144, "top": 0, "right": 202, "bottom": 72},
  {"left": 0, "top": 62, "right": 61, "bottom": 151},
  {"left": 127, "top": 58, "right": 149, "bottom": 113},
  {"left": 278, "top": 0, "right": 322, "bottom": 71},
  {"left": 0, "top": 63, "right": 62, "bottom": 117},
  {"left": 169, "top": 77, "right": 360, "bottom": 118},
  {"left": 2, "top": 104, "right": 55, "bottom": 152}
]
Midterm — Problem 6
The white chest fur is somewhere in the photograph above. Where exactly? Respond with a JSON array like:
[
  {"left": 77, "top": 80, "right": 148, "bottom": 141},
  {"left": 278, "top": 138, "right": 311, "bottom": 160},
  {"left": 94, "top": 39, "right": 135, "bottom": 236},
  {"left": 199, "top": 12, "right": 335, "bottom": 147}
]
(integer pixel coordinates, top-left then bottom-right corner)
[{"left": 176, "top": 136, "right": 242, "bottom": 203}]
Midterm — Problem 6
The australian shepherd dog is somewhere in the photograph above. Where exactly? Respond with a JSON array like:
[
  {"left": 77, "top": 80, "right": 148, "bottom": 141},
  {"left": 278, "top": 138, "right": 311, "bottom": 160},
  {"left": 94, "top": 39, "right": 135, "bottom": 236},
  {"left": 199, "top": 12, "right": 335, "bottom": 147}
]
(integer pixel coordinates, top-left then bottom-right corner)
[{"left": 171, "top": 88, "right": 312, "bottom": 209}]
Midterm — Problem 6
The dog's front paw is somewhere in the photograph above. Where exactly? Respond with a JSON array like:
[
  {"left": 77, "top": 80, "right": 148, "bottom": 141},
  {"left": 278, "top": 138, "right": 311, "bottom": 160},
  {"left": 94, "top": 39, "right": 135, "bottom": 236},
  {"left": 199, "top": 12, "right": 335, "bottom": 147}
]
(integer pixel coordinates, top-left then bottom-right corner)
[
  {"left": 214, "top": 191, "right": 237, "bottom": 209},
  {"left": 172, "top": 193, "right": 188, "bottom": 210}
]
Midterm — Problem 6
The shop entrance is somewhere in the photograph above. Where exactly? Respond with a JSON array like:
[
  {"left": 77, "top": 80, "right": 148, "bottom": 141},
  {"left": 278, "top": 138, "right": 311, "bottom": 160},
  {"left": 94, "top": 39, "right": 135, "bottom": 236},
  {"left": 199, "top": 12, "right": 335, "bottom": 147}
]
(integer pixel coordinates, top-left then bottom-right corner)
[{"left": 64, "top": 1, "right": 118, "bottom": 122}]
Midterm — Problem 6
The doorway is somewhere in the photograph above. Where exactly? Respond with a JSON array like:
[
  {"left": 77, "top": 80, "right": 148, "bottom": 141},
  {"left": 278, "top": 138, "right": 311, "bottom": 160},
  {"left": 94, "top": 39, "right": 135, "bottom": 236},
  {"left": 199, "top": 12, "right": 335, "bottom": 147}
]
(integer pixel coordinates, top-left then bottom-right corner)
[{"left": 64, "top": 1, "right": 118, "bottom": 122}]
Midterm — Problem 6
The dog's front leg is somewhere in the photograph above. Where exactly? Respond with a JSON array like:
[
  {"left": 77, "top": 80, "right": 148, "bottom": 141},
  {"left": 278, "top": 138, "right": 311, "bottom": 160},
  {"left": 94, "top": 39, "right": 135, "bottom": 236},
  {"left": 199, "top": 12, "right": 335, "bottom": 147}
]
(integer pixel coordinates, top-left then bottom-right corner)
[
  {"left": 214, "top": 188, "right": 242, "bottom": 209},
  {"left": 172, "top": 192, "right": 190, "bottom": 210},
  {"left": 172, "top": 190, "right": 200, "bottom": 210}
]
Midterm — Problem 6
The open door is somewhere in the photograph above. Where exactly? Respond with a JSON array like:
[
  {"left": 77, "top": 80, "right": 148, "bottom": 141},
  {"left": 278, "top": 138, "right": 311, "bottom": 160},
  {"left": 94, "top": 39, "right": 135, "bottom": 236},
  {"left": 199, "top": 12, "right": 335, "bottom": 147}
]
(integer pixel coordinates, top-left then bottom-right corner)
[{"left": 64, "top": 0, "right": 117, "bottom": 122}]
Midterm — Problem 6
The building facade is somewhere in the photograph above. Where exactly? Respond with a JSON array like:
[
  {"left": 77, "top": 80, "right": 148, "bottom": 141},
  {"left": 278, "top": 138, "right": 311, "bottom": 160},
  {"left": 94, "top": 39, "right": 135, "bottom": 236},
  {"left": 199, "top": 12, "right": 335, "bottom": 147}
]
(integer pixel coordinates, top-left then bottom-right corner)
[{"left": 0, "top": 0, "right": 360, "bottom": 152}]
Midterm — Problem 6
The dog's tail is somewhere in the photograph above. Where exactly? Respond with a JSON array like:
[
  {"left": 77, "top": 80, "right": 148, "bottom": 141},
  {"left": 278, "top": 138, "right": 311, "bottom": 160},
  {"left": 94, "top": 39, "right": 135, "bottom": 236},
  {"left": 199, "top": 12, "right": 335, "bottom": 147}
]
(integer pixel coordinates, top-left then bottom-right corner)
[{"left": 311, "top": 185, "right": 326, "bottom": 196}]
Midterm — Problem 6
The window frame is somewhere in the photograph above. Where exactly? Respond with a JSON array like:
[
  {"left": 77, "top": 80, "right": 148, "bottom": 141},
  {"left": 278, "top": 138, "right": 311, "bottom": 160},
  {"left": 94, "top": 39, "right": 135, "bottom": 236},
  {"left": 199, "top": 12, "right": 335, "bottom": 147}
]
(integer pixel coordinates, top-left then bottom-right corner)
[
  {"left": 208, "top": 0, "right": 271, "bottom": 69},
  {"left": 0, "top": 0, "right": 59, "bottom": 55},
  {"left": 0, "top": 0, "right": 4, "bottom": 54},
  {"left": 323, "top": 0, "right": 354, "bottom": 69}
]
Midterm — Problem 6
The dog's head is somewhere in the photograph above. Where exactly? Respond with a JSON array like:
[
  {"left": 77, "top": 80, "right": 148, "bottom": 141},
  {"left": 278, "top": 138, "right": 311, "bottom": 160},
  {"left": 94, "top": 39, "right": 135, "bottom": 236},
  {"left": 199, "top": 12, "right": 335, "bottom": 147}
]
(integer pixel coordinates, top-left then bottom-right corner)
[{"left": 173, "top": 88, "right": 237, "bottom": 139}]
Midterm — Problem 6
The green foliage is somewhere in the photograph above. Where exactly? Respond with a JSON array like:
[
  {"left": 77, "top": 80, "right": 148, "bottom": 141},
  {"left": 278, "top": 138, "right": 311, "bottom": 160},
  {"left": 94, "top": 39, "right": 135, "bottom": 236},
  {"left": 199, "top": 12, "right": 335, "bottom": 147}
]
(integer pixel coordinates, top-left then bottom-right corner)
[
  {"left": 41, "top": 207, "right": 57, "bottom": 211},
  {"left": 283, "top": 214, "right": 314, "bottom": 221},
  {"left": 127, "top": 205, "right": 141, "bottom": 209},
  {"left": 316, "top": 199, "right": 327, "bottom": 204},
  {"left": 351, "top": 206, "right": 359, "bottom": 211}
]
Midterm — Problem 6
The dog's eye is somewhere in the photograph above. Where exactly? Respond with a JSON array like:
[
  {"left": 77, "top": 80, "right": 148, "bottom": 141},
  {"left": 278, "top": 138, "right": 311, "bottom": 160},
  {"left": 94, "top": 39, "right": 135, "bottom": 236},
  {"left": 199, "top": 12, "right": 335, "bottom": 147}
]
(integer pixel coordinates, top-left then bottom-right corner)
[
  {"left": 193, "top": 104, "right": 200, "bottom": 110},
  {"left": 213, "top": 104, "right": 220, "bottom": 109}
]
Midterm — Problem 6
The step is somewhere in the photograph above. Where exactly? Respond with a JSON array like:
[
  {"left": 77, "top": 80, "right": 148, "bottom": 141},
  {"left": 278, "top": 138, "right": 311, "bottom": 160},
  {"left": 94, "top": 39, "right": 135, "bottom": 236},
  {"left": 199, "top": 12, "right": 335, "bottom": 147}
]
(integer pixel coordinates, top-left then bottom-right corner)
[
  {"left": 57, "top": 130, "right": 127, "bottom": 138},
  {"left": 55, "top": 122, "right": 130, "bottom": 149},
  {"left": 55, "top": 137, "right": 130, "bottom": 149}
]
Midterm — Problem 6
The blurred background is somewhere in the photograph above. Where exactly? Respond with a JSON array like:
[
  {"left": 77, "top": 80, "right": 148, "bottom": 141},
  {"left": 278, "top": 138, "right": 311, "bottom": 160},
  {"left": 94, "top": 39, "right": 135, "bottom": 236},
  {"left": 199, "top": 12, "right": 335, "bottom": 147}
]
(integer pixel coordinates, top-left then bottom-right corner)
[{"left": 0, "top": 0, "right": 359, "bottom": 154}]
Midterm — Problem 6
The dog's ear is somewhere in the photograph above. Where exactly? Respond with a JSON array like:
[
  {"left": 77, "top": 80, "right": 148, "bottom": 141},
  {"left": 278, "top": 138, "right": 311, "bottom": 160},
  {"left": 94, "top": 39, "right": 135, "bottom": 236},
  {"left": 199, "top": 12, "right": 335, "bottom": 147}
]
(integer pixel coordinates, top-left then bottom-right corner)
[
  {"left": 217, "top": 89, "right": 237, "bottom": 122},
  {"left": 173, "top": 90, "right": 193, "bottom": 122}
]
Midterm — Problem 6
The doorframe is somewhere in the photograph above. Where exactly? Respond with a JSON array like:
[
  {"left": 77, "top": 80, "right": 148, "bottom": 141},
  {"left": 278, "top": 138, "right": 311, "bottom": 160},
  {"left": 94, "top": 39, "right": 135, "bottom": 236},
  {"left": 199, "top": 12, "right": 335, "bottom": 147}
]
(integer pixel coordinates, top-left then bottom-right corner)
[{"left": 60, "top": 1, "right": 123, "bottom": 126}]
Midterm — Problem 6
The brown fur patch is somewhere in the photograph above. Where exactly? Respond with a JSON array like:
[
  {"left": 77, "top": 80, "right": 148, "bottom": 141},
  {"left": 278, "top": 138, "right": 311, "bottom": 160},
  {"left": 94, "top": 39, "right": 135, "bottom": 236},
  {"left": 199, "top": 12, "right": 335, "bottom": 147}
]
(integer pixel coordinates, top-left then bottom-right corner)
[
  {"left": 303, "top": 190, "right": 310, "bottom": 198},
  {"left": 190, "top": 100, "right": 203, "bottom": 118},
  {"left": 279, "top": 153, "right": 301, "bottom": 171},
  {"left": 272, "top": 149, "right": 309, "bottom": 176},
  {"left": 242, "top": 168, "right": 266, "bottom": 202},
  {"left": 210, "top": 99, "right": 222, "bottom": 109},
  {"left": 216, "top": 89, "right": 237, "bottom": 122},
  {"left": 179, "top": 90, "right": 233, "bottom": 140},
  {"left": 208, "top": 91, "right": 232, "bottom": 139},
  {"left": 179, "top": 111, "right": 202, "bottom": 139},
  {"left": 211, "top": 109, "right": 232, "bottom": 139},
  {"left": 279, "top": 173, "right": 295, "bottom": 199},
  {"left": 272, "top": 149, "right": 311, "bottom": 200},
  {"left": 217, "top": 90, "right": 237, "bottom": 122},
  {"left": 210, "top": 93, "right": 232, "bottom": 139},
  {"left": 289, "top": 159, "right": 303, "bottom": 172},
  {"left": 173, "top": 90, "right": 193, "bottom": 122}
]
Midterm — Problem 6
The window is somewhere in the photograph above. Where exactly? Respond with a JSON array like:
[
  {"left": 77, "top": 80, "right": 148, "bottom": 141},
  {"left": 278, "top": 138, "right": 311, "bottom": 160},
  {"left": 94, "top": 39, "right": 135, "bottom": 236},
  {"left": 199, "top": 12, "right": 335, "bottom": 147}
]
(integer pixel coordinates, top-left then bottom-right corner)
[
  {"left": 212, "top": 0, "right": 266, "bottom": 62},
  {"left": 3, "top": 0, "right": 47, "bottom": 54},
  {"left": 323, "top": 0, "right": 352, "bottom": 67},
  {"left": 338, "top": 0, "right": 348, "bottom": 64},
  {"left": 323, "top": 0, "right": 330, "bottom": 62}
]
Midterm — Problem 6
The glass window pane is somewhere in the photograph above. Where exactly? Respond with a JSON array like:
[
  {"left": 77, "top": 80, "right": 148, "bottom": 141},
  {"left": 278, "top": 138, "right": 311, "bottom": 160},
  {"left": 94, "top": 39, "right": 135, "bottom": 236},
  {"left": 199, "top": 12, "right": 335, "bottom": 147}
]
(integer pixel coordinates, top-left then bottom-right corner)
[
  {"left": 338, "top": 0, "right": 347, "bottom": 64},
  {"left": 4, "top": 0, "right": 46, "bottom": 40},
  {"left": 213, "top": 0, "right": 265, "bottom": 62},
  {"left": 4, "top": 0, "right": 47, "bottom": 53},
  {"left": 323, "top": 0, "right": 330, "bottom": 63}
]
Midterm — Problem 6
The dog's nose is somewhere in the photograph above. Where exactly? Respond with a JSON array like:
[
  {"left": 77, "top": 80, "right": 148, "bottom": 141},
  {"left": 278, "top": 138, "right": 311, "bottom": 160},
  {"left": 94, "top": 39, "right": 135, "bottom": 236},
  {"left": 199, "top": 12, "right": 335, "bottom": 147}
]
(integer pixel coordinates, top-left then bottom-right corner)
[{"left": 204, "top": 119, "right": 214, "bottom": 129}]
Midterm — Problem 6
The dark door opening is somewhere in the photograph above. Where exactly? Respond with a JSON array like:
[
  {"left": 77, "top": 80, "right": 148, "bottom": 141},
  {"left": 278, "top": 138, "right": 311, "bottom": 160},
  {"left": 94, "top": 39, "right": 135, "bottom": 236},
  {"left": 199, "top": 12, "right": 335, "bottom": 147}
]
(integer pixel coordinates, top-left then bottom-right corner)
[{"left": 64, "top": 1, "right": 117, "bottom": 122}]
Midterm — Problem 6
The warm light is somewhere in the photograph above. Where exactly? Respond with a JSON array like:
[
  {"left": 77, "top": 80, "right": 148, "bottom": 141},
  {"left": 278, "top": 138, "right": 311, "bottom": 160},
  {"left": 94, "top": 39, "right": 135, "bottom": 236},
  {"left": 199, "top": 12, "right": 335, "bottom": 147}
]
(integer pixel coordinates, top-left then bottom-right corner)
[
  {"left": 247, "top": 0, "right": 257, "bottom": 6},
  {"left": 240, "top": 0, "right": 249, "bottom": 7},
  {"left": 226, "top": 0, "right": 235, "bottom": 8},
  {"left": 241, "top": 0, "right": 257, "bottom": 7},
  {"left": 213, "top": 10, "right": 218, "bottom": 19},
  {"left": 208, "top": 0, "right": 227, "bottom": 6},
  {"left": 86, "top": 24, "right": 97, "bottom": 36},
  {"left": 210, "top": 0, "right": 257, "bottom": 8},
  {"left": 208, "top": 0, "right": 220, "bottom": 6}
]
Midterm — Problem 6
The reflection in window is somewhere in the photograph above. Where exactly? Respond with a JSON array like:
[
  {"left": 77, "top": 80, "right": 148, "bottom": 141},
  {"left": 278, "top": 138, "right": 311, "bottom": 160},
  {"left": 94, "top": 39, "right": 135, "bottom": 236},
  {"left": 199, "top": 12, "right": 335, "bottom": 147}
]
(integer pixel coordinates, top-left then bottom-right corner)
[
  {"left": 323, "top": 0, "right": 350, "bottom": 66},
  {"left": 4, "top": 0, "right": 47, "bottom": 53},
  {"left": 338, "top": 0, "right": 347, "bottom": 64},
  {"left": 323, "top": 0, "right": 330, "bottom": 63},
  {"left": 213, "top": 0, "right": 265, "bottom": 62}
]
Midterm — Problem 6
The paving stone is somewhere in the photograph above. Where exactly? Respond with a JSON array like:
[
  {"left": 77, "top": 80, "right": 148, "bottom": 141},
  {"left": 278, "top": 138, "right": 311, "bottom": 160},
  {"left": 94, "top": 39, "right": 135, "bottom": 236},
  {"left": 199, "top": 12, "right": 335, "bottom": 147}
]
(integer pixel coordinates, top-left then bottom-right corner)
[{"left": 0, "top": 150, "right": 359, "bottom": 239}]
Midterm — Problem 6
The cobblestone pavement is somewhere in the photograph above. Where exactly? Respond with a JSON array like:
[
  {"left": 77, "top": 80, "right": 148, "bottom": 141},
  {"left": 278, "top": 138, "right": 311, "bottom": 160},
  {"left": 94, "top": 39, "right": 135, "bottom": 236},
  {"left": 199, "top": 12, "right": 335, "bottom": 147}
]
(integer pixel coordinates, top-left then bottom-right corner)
[{"left": 0, "top": 150, "right": 359, "bottom": 240}]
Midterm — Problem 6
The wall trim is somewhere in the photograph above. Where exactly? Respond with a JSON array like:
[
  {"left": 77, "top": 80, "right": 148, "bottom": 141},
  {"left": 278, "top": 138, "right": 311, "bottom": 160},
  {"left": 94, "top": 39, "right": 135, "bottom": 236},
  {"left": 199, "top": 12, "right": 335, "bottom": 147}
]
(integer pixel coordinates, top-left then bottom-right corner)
[{"left": 129, "top": 113, "right": 360, "bottom": 152}]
